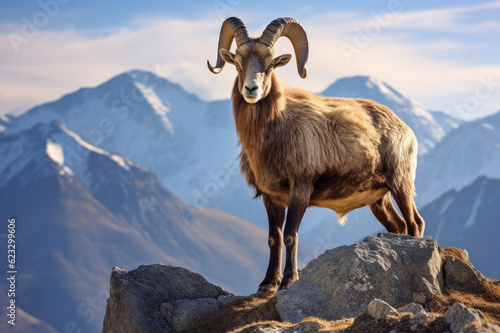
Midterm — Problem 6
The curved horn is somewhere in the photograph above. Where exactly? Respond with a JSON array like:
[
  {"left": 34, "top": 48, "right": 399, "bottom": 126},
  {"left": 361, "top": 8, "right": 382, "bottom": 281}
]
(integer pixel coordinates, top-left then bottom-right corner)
[
  {"left": 207, "top": 17, "right": 250, "bottom": 74},
  {"left": 259, "top": 17, "right": 308, "bottom": 78}
]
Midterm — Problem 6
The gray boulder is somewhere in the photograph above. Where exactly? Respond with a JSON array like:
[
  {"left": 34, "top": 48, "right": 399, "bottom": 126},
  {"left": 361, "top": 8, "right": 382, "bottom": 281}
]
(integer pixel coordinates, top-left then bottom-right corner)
[
  {"left": 445, "top": 303, "right": 500, "bottom": 333},
  {"left": 361, "top": 299, "right": 398, "bottom": 320},
  {"left": 397, "top": 302, "right": 426, "bottom": 316},
  {"left": 444, "top": 257, "right": 486, "bottom": 293},
  {"left": 102, "top": 264, "right": 230, "bottom": 332},
  {"left": 276, "top": 233, "right": 444, "bottom": 323},
  {"left": 160, "top": 295, "right": 243, "bottom": 332}
]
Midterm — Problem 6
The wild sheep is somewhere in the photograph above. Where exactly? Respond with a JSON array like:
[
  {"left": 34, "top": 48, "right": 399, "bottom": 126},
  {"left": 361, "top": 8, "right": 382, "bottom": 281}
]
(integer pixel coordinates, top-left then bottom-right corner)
[{"left": 208, "top": 17, "right": 425, "bottom": 291}]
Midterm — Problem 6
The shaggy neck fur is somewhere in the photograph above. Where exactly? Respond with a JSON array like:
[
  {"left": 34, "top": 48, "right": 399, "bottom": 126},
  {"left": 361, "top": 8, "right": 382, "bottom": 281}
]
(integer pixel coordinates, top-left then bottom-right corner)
[{"left": 232, "top": 72, "right": 286, "bottom": 150}]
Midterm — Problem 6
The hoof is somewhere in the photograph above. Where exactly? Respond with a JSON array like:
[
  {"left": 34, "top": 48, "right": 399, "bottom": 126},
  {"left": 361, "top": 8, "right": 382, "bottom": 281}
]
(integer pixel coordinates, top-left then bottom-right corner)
[
  {"left": 278, "top": 275, "right": 298, "bottom": 290},
  {"left": 258, "top": 283, "right": 279, "bottom": 293},
  {"left": 258, "top": 277, "right": 282, "bottom": 292}
]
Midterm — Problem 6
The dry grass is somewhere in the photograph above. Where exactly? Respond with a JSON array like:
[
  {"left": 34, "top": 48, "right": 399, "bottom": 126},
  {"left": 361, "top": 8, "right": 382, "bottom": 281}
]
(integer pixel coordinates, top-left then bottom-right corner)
[
  {"left": 233, "top": 313, "right": 449, "bottom": 333},
  {"left": 441, "top": 247, "right": 471, "bottom": 265},
  {"left": 235, "top": 317, "right": 353, "bottom": 333},
  {"left": 342, "top": 312, "right": 448, "bottom": 333},
  {"left": 185, "top": 247, "right": 500, "bottom": 332},
  {"left": 426, "top": 279, "right": 500, "bottom": 326},
  {"left": 185, "top": 292, "right": 280, "bottom": 333}
]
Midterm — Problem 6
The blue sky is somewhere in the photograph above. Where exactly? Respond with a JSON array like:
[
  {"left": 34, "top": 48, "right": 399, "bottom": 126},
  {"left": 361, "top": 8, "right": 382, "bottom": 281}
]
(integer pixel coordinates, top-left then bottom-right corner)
[{"left": 1, "top": 0, "right": 499, "bottom": 119}]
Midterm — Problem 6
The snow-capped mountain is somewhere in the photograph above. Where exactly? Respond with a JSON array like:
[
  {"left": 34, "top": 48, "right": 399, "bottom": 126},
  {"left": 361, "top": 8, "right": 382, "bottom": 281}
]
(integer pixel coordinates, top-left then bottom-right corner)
[
  {"left": 2, "top": 70, "right": 269, "bottom": 227},
  {"left": 421, "top": 176, "right": 500, "bottom": 279},
  {"left": 0, "top": 121, "right": 269, "bottom": 332},
  {"left": 321, "top": 76, "right": 463, "bottom": 155},
  {"left": 416, "top": 110, "right": 500, "bottom": 206},
  {"left": 4, "top": 70, "right": 235, "bottom": 190}
]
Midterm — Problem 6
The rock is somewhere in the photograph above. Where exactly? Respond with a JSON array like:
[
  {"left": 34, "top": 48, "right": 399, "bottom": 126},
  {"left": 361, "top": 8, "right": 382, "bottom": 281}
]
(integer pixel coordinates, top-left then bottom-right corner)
[
  {"left": 102, "top": 264, "right": 230, "bottom": 333},
  {"left": 445, "top": 303, "right": 500, "bottom": 333},
  {"left": 161, "top": 299, "right": 218, "bottom": 332},
  {"left": 160, "top": 295, "right": 244, "bottom": 331},
  {"left": 239, "top": 299, "right": 433, "bottom": 332},
  {"left": 444, "top": 257, "right": 486, "bottom": 293},
  {"left": 360, "top": 300, "right": 430, "bottom": 332},
  {"left": 362, "top": 299, "right": 398, "bottom": 320},
  {"left": 412, "top": 292, "right": 427, "bottom": 304},
  {"left": 276, "top": 233, "right": 444, "bottom": 323},
  {"left": 103, "top": 235, "right": 499, "bottom": 333},
  {"left": 397, "top": 303, "right": 426, "bottom": 316}
]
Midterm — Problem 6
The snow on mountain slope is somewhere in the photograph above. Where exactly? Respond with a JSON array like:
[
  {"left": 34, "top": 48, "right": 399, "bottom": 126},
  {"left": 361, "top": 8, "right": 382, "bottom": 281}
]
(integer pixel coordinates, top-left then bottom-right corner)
[
  {"left": 4, "top": 70, "right": 238, "bottom": 190},
  {"left": 0, "top": 121, "right": 270, "bottom": 332},
  {"left": 321, "top": 76, "right": 462, "bottom": 155},
  {"left": 428, "top": 110, "right": 463, "bottom": 134},
  {"left": 416, "top": 110, "right": 500, "bottom": 206},
  {"left": 2, "top": 70, "right": 264, "bottom": 226},
  {"left": 421, "top": 176, "right": 500, "bottom": 279},
  {"left": 0, "top": 113, "right": 9, "bottom": 131}
]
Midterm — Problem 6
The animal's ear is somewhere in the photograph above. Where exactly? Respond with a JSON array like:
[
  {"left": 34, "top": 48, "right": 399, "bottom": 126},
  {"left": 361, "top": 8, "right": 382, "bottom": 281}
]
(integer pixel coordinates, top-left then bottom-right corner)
[
  {"left": 219, "top": 49, "right": 236, "bottom": 65},
  {"left": 273, "top": 54, "right": 292, "bottom": 69}
]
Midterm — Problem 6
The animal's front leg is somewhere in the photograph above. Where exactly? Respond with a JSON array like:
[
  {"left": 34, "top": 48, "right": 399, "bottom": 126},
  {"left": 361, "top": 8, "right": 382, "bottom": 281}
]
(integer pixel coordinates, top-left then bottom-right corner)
[
  {"left": 280, "top": 181, "right": 312, "bottom": 290},
  {"left": 258, "top": 194, "right": 285, "bottom": 292}
]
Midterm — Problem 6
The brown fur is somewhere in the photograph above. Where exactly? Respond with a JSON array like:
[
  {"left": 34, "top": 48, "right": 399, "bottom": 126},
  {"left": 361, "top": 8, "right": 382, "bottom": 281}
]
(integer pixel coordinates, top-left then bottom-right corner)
[{"left": 217, "top": 34, "right": 424, "bottom": 291}]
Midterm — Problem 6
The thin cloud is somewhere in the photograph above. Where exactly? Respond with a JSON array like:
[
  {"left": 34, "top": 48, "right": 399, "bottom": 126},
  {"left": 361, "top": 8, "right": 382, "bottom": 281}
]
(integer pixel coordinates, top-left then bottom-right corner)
[
  {"left": 0, "top": 5, "right": 499, "bottom": 119},
  {"left": 385, "top": 0, "right": 500, "bottom": 33}
]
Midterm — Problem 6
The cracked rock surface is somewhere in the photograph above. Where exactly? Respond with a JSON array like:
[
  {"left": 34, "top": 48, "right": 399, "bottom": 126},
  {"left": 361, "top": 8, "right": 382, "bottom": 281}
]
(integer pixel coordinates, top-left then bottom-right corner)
[{"left": 276, "top": 233, "right": 444, "bottom": 323}]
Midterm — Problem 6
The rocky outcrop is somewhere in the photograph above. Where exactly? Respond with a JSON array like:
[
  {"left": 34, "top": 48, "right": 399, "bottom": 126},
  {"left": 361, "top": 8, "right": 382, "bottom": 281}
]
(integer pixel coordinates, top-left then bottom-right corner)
[
  {"left": 102, "top": 264, "right": 234, "bottom": 332},
  {"left": 240, "top": 299, "right": 500, "bottom": 333},
  {"left": 102, "top": 233, "right": 500, "bottom": 333},
  {"left": 276, "top": 233, "right": 444, "bottom": 322},
  {"left": 160, "top": 295, "right": 244, "bottom": 332},
  {"left": 444, "top": 256, "right": 486, "bottom": 293}
]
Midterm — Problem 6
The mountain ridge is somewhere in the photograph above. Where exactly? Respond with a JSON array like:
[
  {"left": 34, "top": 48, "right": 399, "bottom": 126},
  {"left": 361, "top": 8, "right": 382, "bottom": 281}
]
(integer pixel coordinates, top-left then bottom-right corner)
[
  {"left": 421, "top": 175, "right": 500, "bottom": 279},
  {"left": 416, "top": 110, "right": 500, "bottom": 205}
]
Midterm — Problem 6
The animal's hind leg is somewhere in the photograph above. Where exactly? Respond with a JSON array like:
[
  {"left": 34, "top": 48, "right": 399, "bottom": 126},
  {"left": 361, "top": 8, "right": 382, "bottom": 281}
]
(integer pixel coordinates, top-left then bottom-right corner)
[
  {"left": 391, "top": 180, "right": 425, "bottom": 237},
  {"left": 370, "top": 192, "right": 407, "bottom": 235},
  {"left": 413, "top": 202, "right": 425, "bottom": 236}
]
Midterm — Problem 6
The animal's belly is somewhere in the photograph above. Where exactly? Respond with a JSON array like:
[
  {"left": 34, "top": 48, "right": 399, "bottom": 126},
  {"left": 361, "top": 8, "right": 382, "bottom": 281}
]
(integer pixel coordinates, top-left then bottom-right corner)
[{"left": 310, "top": 188, "right": 388, "bottom": 215}]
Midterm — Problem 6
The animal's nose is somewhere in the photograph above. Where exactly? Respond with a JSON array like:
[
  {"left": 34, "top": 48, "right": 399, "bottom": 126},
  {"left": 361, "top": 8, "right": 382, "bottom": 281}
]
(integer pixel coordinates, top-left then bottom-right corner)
[{"left": 245, "top": 85, "right": 258, "bottom": 92}]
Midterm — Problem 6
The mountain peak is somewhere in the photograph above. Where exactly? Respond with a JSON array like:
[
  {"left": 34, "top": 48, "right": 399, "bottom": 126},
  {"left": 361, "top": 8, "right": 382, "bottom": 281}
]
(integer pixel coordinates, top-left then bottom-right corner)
[
  {"left": 0, "top": 121, "right": 136, "bottom": 190},
  {"left": 322, "top": 75, "right": 409, "bottom": 106}
]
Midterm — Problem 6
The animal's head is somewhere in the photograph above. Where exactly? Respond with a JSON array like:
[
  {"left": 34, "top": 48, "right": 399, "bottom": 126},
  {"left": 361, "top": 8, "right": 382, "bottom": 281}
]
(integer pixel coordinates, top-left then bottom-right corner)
[{"left": 208, "top": 17, "right": 308, "bottom": 104}]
